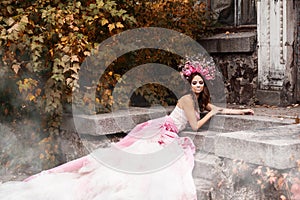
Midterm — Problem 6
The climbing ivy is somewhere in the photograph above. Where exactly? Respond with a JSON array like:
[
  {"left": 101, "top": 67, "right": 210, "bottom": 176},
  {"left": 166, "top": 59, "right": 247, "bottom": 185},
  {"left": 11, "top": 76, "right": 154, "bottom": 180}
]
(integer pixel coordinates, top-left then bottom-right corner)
[
  {"left": 0, "top": 0, "right": 215, "bottom": 168},
  {"left": 0, "top": 0, "right": 135, "bottom": 167}
]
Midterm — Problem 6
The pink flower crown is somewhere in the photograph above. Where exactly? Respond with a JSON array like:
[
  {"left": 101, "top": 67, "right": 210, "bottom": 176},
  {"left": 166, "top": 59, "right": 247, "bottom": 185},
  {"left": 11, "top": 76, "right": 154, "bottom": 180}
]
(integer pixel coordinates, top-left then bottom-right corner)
[{"left": 179, "top": 54, "right": 216, "bottom": 80}]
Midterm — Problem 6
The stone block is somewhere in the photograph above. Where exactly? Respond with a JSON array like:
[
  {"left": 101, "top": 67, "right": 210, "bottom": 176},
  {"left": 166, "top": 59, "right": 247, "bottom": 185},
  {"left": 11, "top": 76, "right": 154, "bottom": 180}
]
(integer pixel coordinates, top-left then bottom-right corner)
[
  {"left": 63, "top": 107, "right": 171, "bottom": 136},
  {"left": 199, "top": 32, "right": 257, "bottom": 53},
  {"left": 208, "top": 114, "right": 292, "bottom": 132},
  {"left": 180, "top": 130, "right": 220, "bottom": 153},
  {"left": 194, "top": 178, "right": 213, "bottom": 200},
  {"left": 193, "top": 152, "right": 221, "bottom": 180},
  {"left": 181, "top": 115, "right": 292, "bottom": 154},
  {"left": 215, "top": 124, "right": 300, "bottom": 169},
  {"left": 256, "top": 89, "right": 283, "bottom": 106}
]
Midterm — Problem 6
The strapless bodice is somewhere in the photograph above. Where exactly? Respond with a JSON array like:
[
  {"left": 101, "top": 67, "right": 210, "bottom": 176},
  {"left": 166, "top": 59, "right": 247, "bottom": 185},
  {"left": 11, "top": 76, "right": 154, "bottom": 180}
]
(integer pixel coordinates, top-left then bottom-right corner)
[{"left": 169, "top": 106, "right": 188, "bottom": 132}]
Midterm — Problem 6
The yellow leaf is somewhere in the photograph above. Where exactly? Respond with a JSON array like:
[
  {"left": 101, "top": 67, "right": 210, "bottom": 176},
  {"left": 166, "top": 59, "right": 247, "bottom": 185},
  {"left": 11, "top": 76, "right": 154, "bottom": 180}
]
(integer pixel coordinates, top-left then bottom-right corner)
[
  {"left": 66, "top": 78, "right": 73, "bottom": 86},
  {"left": 71, "top": 55, "right": 79, "bottom": 62},
  {"left": 7, "top": 17, "right": 15, "bottom": 26},
  {"left": 20, "top": 15, "right": 29, "bottom": 24},
  {"left": 97, "top": 0, "right": 104, "bottom": 8},
  {"left": 70, "top": 63, "right": 80, "bottom": 73},
  {"left": 72, "top": 26, "right": 79, "bottom": 31},
  {"left": 76, "top": 1, "right": 81, "bottom": 8},
  {"left": 84, "top": 51, "right": 91, "bottom": 56},
  {"left": 27, "top": 93, "right": 36, "bottom": 101},
  {"left": 7, "top": 23, "right": 19, "bottom": 33},
  {"left": 61, "top": 36, "right": 68, "bottom": 42},
  {"left": 12, "top": 64, "right": 21, "bottom": 74},
  {"left": 116, "top": 22, "right": 124, "bottom": 28},
  {"left": 101, "top": 18, "right": 109, "bottom": 26},
  {"left": 108, "top": 23, "right": 115, "bottom": 32},
  {"left": 114, "top": 74, "right": 121, "bottom": 81},
  {"left": 49, "top": 49, "right": 54, "bottom": 57}
]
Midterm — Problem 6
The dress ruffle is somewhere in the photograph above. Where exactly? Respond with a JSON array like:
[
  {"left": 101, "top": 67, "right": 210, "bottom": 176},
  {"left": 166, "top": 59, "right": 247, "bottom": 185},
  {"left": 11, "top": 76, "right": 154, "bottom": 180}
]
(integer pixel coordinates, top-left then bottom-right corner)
[{"left": 0, "top": 116, "right": 197, "bottom": 200}]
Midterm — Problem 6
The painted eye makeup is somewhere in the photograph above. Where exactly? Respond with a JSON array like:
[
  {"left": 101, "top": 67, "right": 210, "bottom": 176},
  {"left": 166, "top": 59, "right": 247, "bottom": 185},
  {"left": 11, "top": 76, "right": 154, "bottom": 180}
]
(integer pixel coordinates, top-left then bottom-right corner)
[{"left": 192, "top": 81, "right": 204, "bottom": 86}]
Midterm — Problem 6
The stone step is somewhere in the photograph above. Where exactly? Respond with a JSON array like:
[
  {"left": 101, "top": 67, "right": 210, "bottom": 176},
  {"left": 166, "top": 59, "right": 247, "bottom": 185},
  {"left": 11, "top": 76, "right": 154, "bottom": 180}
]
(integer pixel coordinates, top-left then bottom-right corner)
[
  {"left": 192, "top": 151, "right": 221, "bottom": 181},
  {"left": 194, "top": 178, "right": 213, "bottom": 200},
  {"left": 63, "top": 106, "right": 173, "bottom": 136},
  {"left": 180, "top": 130, "right": 221, "bottom": 153},
  {"left": 207, "top": 114, "right": 293, "bottom": 133},
  {"left": 180, "top": 114, "right": 293, "bottom": 154},
  {"left": 215, "top": 124, "right": 300, "bottom": 170}
]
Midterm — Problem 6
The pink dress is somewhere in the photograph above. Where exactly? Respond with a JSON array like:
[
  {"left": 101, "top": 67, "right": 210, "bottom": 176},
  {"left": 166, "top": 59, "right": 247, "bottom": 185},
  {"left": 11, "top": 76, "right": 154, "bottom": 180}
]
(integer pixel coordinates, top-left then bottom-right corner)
[{"left": 0, "top": 106, "right": 197, "bottom": 200}]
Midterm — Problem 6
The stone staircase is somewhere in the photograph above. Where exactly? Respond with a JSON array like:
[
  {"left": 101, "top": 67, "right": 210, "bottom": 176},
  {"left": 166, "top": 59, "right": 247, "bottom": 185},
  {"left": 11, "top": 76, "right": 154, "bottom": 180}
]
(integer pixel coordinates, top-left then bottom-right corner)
[
  {"left": 180, "top": 114, "right": 297, "bottom": 200},
  {"left": 180, "top": 130, "right": 222, "bottom": 200},
  {"left": 193, "top": 152, "right": 220, "bottom": 200},
  {"left": 63, "top": 107, "right": 297, "bottom": 199}
]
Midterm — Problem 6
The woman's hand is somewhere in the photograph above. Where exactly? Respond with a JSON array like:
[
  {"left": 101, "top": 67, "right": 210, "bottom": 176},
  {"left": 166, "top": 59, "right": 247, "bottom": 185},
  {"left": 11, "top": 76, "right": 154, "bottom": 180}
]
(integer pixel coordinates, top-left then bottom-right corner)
[{"left": 206, "top": 103, "right": 254, "bottom": 115}]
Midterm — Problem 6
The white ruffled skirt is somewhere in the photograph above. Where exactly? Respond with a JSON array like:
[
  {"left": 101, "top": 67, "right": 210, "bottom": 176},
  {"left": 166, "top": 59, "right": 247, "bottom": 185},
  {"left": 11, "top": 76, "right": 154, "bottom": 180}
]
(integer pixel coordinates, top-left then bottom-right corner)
[{"left": 0, "top": 116, "right": 197, "bottom": 200}]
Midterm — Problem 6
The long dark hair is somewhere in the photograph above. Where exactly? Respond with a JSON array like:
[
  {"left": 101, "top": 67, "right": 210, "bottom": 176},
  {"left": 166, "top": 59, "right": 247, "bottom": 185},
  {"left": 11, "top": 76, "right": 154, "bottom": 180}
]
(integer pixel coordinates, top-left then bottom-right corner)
[{"left": 184, "top": 72, "right": 211, "bottom": 112}]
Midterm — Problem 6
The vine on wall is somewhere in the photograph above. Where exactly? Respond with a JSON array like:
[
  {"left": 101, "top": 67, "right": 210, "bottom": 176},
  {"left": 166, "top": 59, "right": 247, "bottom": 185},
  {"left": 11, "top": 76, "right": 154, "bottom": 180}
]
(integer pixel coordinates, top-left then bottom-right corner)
[
  {"left": 0, "top": 0, "right": 135, "bottom": 168},
  {"left": 0, "top": 0, "right": 215, "bottom": 168}
]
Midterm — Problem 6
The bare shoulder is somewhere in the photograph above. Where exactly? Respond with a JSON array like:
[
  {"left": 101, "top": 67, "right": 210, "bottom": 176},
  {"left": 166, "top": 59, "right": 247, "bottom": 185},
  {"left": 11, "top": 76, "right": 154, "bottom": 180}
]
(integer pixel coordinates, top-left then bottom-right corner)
[
  {"left": 178, "top": 94, "right": 193, "bottom": 108},
  {"left": 178, "top": 94, "right": 193, "bottom": 102}
]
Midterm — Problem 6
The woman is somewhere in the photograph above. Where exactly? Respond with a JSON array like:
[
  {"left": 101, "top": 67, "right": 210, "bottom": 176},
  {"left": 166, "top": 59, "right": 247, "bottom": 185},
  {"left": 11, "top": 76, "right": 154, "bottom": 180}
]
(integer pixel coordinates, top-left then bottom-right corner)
[{"left": 0, "top": 55, "right": 253, "bottom": 200}]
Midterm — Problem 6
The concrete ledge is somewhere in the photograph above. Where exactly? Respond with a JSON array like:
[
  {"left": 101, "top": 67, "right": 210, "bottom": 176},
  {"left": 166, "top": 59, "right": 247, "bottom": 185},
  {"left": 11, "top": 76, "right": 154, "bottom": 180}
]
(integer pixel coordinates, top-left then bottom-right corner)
[
  {"left": 199, "top": 31, "right": 257, "bottom": 53},
  {"left": 62, "top": 106, "right": 173, "bottom": 136},
  {"left": 208, "top": 114, "right": 293, "bottom": 132},
  {"left": 215, "top": 124, "right": 300, "bottom": 169},
  {"left": 181, "top": 114, "right": 293, "bottom": 153}
]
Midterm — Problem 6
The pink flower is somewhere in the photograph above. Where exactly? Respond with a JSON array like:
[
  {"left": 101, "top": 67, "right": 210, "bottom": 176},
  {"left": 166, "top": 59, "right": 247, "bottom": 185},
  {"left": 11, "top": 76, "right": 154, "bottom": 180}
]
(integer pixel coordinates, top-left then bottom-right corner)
[
  {"left": 183, "top": 69, "right": 192, "bottom": 76},
  {"left": 180, "top": 54, "right": 216, "bottom": 81},
  {"left": 205, "top": 74, "right": 214, "bottom": 80},
  {"left": 190, "top": 67, "right": 197, "bottom": 73},
  {"left": 201, "top": 68, "right": 209, "bottom": 76}
]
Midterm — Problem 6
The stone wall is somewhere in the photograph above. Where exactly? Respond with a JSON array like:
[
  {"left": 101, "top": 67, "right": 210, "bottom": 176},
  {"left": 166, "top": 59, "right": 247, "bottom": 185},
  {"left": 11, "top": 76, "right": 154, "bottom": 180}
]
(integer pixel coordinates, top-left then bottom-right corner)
[
  {"left": 199, "top": 31, "right": 258, "bottom": 105},
  {"left": 256, "top": 0, "right": 298, "bottom": 106},
  {"left": 200, "top": 0, "right": 300, "bottom": 106},
  {"left": 297, "top": 0, "right": 300, "bottom": 102},
  {"left": 212, "top": 52, "right": 258, "bottom": 105}
]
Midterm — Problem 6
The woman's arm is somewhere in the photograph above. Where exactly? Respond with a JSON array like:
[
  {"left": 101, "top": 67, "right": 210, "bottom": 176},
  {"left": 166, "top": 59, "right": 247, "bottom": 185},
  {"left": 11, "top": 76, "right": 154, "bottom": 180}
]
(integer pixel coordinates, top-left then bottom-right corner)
[
  {"left": 206, "top": 103, "right": 254, "bottom": 115},
  {"left": 179, "top": 96, "right": 222, "bottom": 131}
]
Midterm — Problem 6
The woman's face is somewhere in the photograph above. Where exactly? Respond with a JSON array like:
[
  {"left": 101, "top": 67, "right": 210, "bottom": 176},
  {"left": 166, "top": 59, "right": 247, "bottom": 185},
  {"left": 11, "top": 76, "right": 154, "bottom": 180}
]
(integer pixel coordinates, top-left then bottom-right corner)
[{"left": 191, "top": 75, "right": 204, "bottom": 95}]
